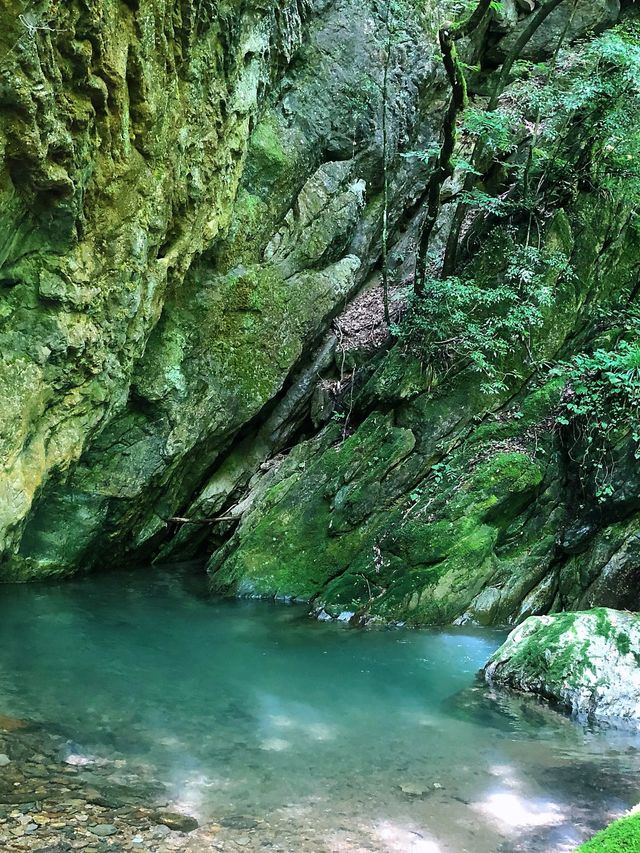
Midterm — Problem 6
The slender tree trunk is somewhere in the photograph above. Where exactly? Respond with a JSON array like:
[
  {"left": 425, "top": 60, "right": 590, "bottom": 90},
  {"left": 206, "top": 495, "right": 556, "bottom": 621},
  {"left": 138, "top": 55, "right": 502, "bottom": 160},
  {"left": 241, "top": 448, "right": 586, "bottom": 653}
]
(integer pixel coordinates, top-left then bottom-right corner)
[
  {"left": 414, "top": 0, "right": 493, "bottom": 294},
  {"left": 488, "top": 0, "right": 567, "bottom": 111},
  {"left": 522, "top": 0, "right": 578, "bottom": 202}
]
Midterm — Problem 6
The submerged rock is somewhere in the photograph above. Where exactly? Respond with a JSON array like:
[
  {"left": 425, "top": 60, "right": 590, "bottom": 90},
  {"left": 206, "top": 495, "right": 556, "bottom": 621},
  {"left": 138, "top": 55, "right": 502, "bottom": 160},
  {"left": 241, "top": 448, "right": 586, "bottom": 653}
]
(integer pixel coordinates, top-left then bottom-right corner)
[
  {"left": 63, "top": 752, "right": 95, "bottom": 767},
  {"left": 399, "top": 781, "right": 429, "bottom": 797},
  {"left": 0, "top": 715, "right": 29, "bottom": 732},
  {"left": 483, "top": 608, "right": 640, "bottom": 722},
  {"left": 153, "top": 811, "right": 199, "bottom": 833},
  {"left": 89, "top": 823, "right": 118, "bottom": 837}
]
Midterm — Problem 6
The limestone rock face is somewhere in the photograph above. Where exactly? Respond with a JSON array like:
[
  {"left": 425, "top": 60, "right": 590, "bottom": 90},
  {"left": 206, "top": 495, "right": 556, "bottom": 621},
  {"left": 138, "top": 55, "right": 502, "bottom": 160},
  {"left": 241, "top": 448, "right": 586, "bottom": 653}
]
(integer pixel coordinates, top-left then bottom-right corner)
[
  {"left": 492, "top": 0, "right": 621, "bottom": 60},
  {"left": 205, "top": 5, "right": 640, "bottom": 627},
  {"left": 0, "top": 0, "right": 312, "bottom": 574},
  {"left": 0, "top": 0, "right": 443, "bottom": 578},
  {"left": 208, "top": 193, "right": 640, "bottom": 626},
  {"left": 483, "top": 609, "right": 640, "bottom": 722}
]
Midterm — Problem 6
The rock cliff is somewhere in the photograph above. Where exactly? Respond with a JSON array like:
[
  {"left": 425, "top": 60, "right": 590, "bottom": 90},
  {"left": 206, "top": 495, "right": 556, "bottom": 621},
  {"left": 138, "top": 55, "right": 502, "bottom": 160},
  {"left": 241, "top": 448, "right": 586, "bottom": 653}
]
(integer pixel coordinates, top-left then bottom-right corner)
[
  {"left": 0, "top": 0, "right": 444, "bottom": 577},
  {"left": 1, "top": 0, "right": 639, "bottom": 631}
]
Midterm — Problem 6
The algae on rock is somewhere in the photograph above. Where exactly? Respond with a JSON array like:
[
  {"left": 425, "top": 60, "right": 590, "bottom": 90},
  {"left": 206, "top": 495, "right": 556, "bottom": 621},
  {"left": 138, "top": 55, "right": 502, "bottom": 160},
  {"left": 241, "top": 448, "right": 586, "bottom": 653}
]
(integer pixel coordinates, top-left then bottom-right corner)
[
  {"left": 0, "top": 0, "right": 312, "bottom": 574},
  {"left": 208, "top": 181, "right": 640, "bottom": 625},
  {"left": 206, "top": 9, "right": 640, "bottom": 625}
]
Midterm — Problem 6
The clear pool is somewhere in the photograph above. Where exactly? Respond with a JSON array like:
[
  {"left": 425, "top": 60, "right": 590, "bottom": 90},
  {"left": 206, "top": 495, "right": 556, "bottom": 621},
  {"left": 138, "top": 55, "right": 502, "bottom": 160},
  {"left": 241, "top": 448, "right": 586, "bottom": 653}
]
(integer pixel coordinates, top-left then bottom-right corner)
[{"left": 1, "top": 567, "right": 639, "bottom": 852}]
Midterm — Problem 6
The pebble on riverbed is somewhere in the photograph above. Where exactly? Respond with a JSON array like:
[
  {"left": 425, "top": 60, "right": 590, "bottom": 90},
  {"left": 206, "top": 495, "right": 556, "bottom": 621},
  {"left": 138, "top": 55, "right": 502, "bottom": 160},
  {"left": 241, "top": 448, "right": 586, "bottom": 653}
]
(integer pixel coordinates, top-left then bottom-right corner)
[{"left": 89, "top": 822, "right": 118, "bottom": 836}]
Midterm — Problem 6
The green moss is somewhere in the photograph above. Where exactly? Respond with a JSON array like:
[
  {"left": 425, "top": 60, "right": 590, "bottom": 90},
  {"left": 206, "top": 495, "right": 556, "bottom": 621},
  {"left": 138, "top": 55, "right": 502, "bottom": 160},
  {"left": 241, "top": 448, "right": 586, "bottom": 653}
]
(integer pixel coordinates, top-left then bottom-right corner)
[
  {"left": 576, "top": 814, "right": 640, "bottom": 852},
  {"left": 470, "top": 378, "right": 564, "bottom": 446},
  {"left": 449, "top": 452, "right": 544, "bottom": 524},
  {"left": 616, "top": 632, "right": 631, "bottom": 656},
  {"left": 591, "top": 606, "right": 633, "bottom": 649},
  {"left": 486, "top": 609, "right": 639, "bottom": 695},
  {"left": 368, "top": 522, "right": 498, "bottom": 625},
  {"left": 209, "top": 26, "right": 640, "bottom": 625},
  {"left": 209, "top": 413, "right": 416, "bottom": 600},
  {"left": 0, "top": 0, "right": 312, "bottom": 577},
  {"left": 366, "top": 348, "right": 437, "bottom": 402},
  {"left": 250, "top": 120, "right": 288, "bottom": 169}
]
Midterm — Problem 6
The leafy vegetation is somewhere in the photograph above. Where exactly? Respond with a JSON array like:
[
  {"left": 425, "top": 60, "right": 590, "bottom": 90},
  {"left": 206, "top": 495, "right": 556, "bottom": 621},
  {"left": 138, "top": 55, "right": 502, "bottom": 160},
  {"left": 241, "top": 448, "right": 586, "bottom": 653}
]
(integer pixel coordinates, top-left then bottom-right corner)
[
  {"left": 396, "top": 14, "right": 640, "bottom": 417},
  {"left": 501, "top": 20, "right": 640, "bottom": 206},
  {"left": 554, "top": 333, "right": 640, "bottom": 500},
  {"left": 393, "top": 239, "right": 570, "bottom": 394},
  {"left": 576, "top": 813, "right": 640, "bottom": 852},
  {"left": 461, "top": 106, "right": 519, "bottom": 157}
]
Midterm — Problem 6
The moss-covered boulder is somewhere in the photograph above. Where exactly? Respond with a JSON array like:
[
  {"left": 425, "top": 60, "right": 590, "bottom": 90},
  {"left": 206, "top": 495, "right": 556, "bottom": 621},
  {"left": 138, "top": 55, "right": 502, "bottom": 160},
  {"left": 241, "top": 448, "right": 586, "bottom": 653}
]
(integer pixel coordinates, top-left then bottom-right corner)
[{"left": 483, "top": 608, "right": 640, "bottom": 722}]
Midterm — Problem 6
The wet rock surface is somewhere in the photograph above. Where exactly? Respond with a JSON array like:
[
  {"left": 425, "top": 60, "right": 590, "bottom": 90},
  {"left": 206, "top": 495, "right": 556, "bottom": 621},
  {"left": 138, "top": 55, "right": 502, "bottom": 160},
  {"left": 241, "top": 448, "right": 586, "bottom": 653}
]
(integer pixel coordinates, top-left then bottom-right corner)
[{"left": 0, "top": 0, "right": 447, "bottom": 581}]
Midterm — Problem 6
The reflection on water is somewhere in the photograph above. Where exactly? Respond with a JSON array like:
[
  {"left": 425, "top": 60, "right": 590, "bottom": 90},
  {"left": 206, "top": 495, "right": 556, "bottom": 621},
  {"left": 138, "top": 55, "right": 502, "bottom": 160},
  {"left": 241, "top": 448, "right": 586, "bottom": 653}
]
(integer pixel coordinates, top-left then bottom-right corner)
[{"left": 1, "top": 567, "right": 639, "bottom": 852}]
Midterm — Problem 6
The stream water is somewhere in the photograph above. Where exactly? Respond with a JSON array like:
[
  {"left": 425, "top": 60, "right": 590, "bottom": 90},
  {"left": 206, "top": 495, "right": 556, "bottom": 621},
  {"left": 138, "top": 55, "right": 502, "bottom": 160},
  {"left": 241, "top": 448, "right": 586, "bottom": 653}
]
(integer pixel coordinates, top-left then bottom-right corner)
[{"left": 1, "top": 567, "right": 640, "bottom": 853}]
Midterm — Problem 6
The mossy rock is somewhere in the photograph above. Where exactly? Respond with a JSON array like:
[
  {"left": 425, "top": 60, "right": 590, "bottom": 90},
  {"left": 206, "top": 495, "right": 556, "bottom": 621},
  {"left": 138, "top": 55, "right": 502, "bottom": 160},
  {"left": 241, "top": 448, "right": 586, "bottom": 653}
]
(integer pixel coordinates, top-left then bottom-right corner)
[{"left": 484, "top": 608, "right": 640, "bottom": 722}]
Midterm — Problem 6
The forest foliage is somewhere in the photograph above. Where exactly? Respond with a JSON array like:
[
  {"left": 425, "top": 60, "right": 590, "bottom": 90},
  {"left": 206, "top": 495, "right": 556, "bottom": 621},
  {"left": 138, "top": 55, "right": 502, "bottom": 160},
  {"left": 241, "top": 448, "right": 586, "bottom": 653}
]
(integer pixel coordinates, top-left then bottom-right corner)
[{"left": 393, "top": 7, "right": 640, "bottom": 469}]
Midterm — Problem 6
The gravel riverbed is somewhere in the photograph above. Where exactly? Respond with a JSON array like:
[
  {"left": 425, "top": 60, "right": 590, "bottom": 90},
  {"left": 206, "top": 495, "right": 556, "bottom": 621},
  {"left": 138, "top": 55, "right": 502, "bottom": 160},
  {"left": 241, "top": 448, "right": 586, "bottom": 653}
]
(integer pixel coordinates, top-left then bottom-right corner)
[{"left": 0, "top": 714, "right": 356, "bottom": 853}]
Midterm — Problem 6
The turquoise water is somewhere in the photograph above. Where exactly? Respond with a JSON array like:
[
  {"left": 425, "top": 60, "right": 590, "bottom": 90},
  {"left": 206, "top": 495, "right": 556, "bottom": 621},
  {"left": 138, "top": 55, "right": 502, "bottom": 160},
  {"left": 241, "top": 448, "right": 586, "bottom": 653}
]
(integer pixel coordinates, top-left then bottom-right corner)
[{"left": 1, "top": 568, "right": 640, "bottom": 852}]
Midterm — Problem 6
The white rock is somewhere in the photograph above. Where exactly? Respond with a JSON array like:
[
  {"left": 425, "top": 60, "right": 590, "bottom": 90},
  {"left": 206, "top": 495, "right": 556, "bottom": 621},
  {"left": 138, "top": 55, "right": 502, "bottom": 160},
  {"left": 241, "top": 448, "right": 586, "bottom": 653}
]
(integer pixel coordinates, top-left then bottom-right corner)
[
  {"left": 64, "top": 753, "right": 95, "bottom": 766},
  {"left": 484, "top": 608, "right": 640, "bottom": 722}
]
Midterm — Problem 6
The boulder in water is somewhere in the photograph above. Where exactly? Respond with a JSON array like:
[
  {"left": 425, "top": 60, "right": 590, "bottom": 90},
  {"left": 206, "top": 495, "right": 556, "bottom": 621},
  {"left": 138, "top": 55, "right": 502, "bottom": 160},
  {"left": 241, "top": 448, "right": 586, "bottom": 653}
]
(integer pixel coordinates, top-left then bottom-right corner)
[{"left": 483, "top": 608, "right": 640, "bottom": 722}]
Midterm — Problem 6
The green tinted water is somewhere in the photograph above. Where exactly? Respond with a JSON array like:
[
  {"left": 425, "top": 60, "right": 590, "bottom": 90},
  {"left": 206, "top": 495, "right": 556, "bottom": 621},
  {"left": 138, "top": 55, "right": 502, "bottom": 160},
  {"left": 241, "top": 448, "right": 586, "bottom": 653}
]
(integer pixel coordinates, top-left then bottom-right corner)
[{"left": 1, "top": 568, "right": 639, "bottom": 852}]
